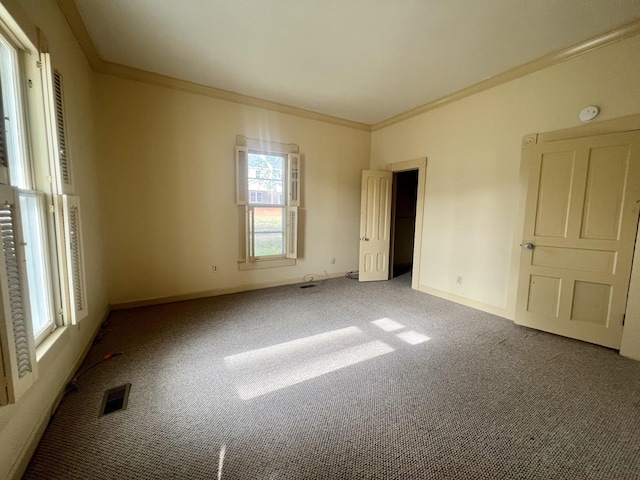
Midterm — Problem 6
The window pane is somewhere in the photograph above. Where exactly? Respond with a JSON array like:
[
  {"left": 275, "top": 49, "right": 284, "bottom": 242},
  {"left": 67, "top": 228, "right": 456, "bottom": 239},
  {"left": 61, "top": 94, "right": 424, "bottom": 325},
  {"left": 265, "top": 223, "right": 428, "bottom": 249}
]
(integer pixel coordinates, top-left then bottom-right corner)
[
  {"left": 0, "top": 37, "right": 28, "bottom": 188},
  {"left": 18, "top": 192, "right": 54, "bottom": 339},
  {"left": 248, "top": 153, "right": 284, "bottom": 205},
  {"left": 252, "top": 207, "right": 284, "bottom": 256}
]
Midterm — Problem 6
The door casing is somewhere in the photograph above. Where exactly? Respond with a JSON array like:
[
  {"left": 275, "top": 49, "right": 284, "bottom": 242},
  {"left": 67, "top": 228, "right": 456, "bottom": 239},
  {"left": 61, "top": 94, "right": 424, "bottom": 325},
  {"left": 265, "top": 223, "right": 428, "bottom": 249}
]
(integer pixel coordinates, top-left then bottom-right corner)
[{"left": 358, "top": 158, "right": 426, "bottom": 287}]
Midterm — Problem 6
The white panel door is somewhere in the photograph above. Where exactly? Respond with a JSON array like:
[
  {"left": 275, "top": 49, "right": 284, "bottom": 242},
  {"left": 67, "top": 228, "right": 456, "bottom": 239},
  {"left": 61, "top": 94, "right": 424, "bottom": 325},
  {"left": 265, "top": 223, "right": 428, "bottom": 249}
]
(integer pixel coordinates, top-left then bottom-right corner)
[
  {"left": 359, "top": 170, "right": 392, "bottom": 282},
  {"left": 515, "top": 131, "right": 640, "bottom": 348}
]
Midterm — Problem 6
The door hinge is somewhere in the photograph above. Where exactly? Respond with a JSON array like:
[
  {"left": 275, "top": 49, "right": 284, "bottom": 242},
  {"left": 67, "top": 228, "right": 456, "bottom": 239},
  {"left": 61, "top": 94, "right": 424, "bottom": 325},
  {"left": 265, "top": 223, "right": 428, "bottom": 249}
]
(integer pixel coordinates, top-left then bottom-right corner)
[
  {"left": 49, "top": 205, "right": 55, "bottom": 213},
  {"left": 36, "top": 61, "right": 42, "bottom": 69}
]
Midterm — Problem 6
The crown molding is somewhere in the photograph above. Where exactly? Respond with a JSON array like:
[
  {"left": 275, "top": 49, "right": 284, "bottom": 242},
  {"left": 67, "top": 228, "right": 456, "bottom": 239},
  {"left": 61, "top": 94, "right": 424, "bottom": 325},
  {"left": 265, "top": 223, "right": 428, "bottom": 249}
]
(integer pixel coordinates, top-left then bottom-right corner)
[
  {"left": 56, "top": 0, "right": 640, "bottom": 134},
  {"left": 56, "top": 0, "right": 101, "bottom": 67},
  {"left": 55, "top": 0, "right": 371, "bottom": 132},
  {"left": 371, "top": 17, "right": 640, "bottom": 132},
  {"left": 97, "top": 59, "right": 371, "bottom": 131}
]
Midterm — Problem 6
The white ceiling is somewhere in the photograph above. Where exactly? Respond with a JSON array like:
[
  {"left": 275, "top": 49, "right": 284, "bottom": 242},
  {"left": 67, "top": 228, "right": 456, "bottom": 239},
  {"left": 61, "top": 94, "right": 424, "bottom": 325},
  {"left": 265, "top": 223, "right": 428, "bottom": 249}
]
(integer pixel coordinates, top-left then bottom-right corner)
[{"left": 74, "top": 0, "right": 640, "bottom": 125}]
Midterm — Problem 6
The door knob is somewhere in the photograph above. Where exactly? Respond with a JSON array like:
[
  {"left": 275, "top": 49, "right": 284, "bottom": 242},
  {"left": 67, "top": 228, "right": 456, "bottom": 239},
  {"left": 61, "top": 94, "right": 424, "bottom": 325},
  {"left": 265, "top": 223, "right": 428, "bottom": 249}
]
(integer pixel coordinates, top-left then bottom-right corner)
[
  {"left": 522, "top": 243, "right": 534, "bottom": 250},
  {"left": 361, "top": 236, "right": 369, "bottom": 241}
]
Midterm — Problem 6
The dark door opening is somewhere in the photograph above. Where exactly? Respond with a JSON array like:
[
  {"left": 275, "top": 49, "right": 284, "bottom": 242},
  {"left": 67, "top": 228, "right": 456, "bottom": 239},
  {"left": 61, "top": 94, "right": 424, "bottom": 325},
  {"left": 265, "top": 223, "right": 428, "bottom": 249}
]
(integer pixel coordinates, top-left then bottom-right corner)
[{"left": 390, "top": 169, "right": 419, "bottom": 279}]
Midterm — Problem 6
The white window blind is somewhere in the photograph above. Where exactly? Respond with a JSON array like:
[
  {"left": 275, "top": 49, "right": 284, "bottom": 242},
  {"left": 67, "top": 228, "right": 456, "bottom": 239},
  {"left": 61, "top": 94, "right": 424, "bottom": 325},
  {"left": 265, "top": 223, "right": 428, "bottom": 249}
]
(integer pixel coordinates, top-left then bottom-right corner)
[
  {"left": 288, "top": 153, "right": 300, "bottom": 207},
  {"left": 0, "top": 184, "right": 36, "bottom": 406},
  {"left": 235, "top": 146, "right": 248, "bottom": 206},
  {"left": 62, "top": 195, "right": 87, "bottom": 323},
  {"left": 286, "top": 206, "right": 298, "bottom": 259},
  {"left": 53, "top": 70, "right": 73, "bottom": 193},
  {"left": 40, "top": 53, "right": 73, "bottom": 195}
]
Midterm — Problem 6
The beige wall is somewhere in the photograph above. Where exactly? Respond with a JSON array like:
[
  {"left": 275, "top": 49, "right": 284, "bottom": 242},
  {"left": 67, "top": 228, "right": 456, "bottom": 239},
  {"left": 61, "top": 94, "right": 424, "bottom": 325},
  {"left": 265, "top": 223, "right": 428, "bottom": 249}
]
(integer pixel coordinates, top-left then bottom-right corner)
[
  {"left": 94, "top": 75, "right": 370, "bottom": 304},
  {"left": 2, "top": 2, "right": 640, "bottom": 477},
  {"left": 0, "top": 1, "right": 109, "bottom": 478},
  {"left": 371, "top": 35, "right": 640, "bottom": 354}
]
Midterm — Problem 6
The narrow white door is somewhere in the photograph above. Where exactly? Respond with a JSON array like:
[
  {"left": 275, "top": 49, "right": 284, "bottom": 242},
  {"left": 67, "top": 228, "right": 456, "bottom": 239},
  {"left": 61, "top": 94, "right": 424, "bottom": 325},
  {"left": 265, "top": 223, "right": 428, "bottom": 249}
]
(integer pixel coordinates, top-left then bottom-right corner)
[
  {"left": 515, "top": 131, "right": 640, "bottom": 348},
  {"left": 359, "top": 170, "right": 392, "bottom": 282}
]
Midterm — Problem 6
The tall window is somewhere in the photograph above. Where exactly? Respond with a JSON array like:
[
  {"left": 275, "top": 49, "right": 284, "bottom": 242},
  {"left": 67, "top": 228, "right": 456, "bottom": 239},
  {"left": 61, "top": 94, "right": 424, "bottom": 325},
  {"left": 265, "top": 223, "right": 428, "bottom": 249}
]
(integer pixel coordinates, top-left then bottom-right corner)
[
  {"left": 248, "top": 152, "right": 286, "bottom": 256},
  {"left": 236, "top": 142, "right": 301, "bottom": 268},
  {"left": 0, "top": 36, "right": 55, "bottom": 345},
  {"left": 0, "top": 20, "right": 87, "bottom": 405}
]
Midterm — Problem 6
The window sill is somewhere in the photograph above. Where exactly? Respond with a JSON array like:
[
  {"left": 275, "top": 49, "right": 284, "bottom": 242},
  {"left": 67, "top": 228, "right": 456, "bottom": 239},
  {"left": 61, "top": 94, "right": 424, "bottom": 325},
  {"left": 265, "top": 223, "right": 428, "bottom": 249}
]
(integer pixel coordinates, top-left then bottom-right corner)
[
  {"left": 36, "top": 326, "right": 70, "bottom": 364},
  {"left": 238, "top": 258, "right": 296, "bottom": 270}
]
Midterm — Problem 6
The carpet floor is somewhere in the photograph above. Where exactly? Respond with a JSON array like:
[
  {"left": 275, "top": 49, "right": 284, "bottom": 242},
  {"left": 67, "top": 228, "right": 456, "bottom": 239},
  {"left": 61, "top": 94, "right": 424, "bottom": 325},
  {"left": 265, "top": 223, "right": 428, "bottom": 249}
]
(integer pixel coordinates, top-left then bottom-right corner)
[{"left": 24, "top": 274, "right": 640, "bottom": 479}]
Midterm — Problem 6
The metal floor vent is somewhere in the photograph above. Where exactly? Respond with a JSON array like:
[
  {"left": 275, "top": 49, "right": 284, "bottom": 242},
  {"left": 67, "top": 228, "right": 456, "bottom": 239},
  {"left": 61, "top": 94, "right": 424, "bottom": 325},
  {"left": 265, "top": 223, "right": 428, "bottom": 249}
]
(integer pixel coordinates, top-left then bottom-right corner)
[{"left": 100, "top": 383, "right": 131, "bottom": 417}]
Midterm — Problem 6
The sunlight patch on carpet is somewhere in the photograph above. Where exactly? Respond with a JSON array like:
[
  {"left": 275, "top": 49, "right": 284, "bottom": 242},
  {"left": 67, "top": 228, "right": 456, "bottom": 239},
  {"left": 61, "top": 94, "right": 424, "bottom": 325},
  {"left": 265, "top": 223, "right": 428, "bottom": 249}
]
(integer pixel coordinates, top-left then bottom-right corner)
[
  {"left": 371, "top": 318, "right": 405, "bottom": 331},
  {"left": 396, "top": 330, "right": 430, "bottom": 345},
  {"left": 224, "top": 326, "right": 363, "bottom": 369},
  {"left": 229, "top": 340, "right": 394, "bottom": 400}
]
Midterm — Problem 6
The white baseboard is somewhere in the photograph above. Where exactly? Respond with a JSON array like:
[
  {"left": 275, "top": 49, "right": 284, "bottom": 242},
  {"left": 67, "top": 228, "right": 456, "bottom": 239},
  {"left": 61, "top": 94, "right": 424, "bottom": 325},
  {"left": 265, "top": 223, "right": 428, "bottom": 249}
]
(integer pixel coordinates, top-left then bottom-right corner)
[
  {"left": 109, "top": 271, "right": 351, "bottom": 311},
  {"left": 417, "top": 284, "right": 511, "bottom": 319}
]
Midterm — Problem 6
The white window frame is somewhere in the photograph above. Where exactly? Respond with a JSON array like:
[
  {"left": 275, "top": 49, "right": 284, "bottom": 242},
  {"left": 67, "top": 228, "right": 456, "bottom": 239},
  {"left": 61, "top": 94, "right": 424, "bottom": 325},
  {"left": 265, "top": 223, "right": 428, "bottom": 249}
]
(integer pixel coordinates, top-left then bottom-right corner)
[
  {"left": 0, "top": 13, "right": 87, "bottom": 405},
  {"left": 235, "top": 138, "right": 301, "bottom": 270},
  {"left": 18, "top": 189, "right": 56, "bottom": 346},
  {"left": 0, "top": 35, "right": 59, "bottom": 345}
]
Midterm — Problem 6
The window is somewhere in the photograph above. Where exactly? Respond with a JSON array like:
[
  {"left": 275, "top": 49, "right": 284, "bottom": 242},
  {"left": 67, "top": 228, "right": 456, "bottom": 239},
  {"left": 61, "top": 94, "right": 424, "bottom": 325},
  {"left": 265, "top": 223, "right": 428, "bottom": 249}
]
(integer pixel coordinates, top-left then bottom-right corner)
[
  {"left": 236, "top": 140, "right": 301, "bottom": 269},
  {"left": 249, "top": 191, "right": 263, "bottom": 203},
  {"left": 0, "top": 35, "right": 56, "bottom": 345},
  {"left": 249, "top": 152, "right": 285, "bottom": 256},
  {"left": 0, "top": 20, "right": 87, "bottom": 405}
]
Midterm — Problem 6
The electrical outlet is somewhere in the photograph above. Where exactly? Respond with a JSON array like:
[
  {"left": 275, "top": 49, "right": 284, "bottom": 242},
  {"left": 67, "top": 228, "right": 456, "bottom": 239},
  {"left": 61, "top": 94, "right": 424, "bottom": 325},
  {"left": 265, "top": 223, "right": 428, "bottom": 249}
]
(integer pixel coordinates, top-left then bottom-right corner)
[
  {"left": 212, "top": 265, "right": 219, "bottom": 273},
  {"left": 456, "top": 275, "right": 463, "bottom": 285}
]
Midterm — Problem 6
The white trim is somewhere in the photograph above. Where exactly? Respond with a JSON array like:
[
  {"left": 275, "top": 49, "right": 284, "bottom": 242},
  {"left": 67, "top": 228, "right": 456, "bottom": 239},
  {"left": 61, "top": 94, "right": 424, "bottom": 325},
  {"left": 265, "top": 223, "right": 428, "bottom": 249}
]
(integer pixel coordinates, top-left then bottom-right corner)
[
  {"left": 372, "top": 19, "right": 640, "bottom": 131},
  {"left": 55, "top": 0, "right": 640, "bottom": 131},
  {"left": 390, "top": 157, "right": 427, "bottom": 291},
  {"left": 418, "top": 284, "right": 510, "bottom": 319},
  {"left": 35, "top": 324, "right": 68, "bottom": 363},
  {"left": 238, "top": 257, "right": 296, "bottom": 271},
  {"left": 109, "top": 271, "right": 354, "bottom": 310},
  {"left": 236, "top": 135, "right": 299, "bottom": 154},
  {"left": 0, "top": 1, "right": 38, "bottom": 54}
]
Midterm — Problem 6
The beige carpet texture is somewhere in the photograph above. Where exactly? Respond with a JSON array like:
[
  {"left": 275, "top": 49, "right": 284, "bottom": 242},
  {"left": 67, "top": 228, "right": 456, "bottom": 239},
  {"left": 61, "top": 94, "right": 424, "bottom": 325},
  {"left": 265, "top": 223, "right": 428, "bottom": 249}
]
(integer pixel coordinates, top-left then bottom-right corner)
[{"left": 24, "top": 274, "right": 640, "bottom": 479}]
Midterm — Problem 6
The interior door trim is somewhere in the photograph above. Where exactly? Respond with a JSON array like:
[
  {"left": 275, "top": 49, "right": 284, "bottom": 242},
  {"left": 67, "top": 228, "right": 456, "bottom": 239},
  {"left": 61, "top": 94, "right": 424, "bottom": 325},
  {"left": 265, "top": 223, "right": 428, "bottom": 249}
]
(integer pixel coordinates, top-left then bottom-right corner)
[{"left": 389, "top": 157, "right": 427, "bottom": 290}]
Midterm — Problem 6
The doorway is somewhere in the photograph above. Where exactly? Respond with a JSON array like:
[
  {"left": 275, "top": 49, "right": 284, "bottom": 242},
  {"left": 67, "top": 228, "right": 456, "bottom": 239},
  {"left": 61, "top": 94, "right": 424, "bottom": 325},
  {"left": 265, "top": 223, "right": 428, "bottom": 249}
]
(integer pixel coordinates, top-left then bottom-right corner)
[
  {"left": 390, "top": 169, "right": 419, "bottom": 279},
  {"left": 358, "top": 157, "right": 426, "bottom": 288}
]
